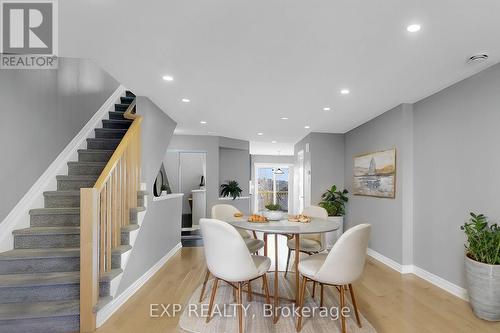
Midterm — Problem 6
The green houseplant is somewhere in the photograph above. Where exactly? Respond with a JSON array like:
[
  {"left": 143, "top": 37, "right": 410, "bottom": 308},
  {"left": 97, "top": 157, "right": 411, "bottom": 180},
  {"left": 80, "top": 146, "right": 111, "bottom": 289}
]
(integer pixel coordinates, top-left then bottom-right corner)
[
  {"left": 219, "top": 180, "right": 242, "bottom": 200},
  {"left": 319, "top": 185, "right": 349, "bottom": 217},
  {"left": 265, "top": 203, "right": 282, "bottom": 211},
  {"left": 263, "top": 203, "right": 284, "bottom": 221},
  {"left": 318, "top": 185, "right": 349, "bottom": 250},
  {"left": 461, "top": 212, "right": 500, "bottom": 321}
]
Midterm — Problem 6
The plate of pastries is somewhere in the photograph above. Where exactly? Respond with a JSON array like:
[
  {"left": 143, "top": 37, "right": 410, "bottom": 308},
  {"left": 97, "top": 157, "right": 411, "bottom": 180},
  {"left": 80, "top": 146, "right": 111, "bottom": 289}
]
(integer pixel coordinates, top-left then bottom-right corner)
[
  {"left": 287, "top": 214, "right": 311, "bottom": 223},
  {"left": 247, "top": 214, "right": 269, "bottom": 223}
]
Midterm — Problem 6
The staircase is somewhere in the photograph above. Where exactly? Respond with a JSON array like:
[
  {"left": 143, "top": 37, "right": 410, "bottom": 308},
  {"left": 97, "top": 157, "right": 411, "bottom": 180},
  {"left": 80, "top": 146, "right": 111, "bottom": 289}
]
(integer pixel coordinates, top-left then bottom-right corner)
[{"left": 0, "top": 91, "right": 145, "bottom": 333}]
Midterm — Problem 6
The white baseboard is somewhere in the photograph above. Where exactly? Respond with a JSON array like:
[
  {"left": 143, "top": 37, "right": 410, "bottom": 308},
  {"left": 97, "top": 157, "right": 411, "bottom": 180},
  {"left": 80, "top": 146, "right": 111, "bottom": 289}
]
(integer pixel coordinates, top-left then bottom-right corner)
[
  {"left": 367, "top": 248, "right": 411, "bottom": 274},
  {"left": 0, "top": 85, "right": 126, "bottom": 253},
  {"left": 367, "top": 248, "right": 468, "bottom": 302},
  {"left": 96, "top": 242, "right": 183, "bottom": 327},
  {"left": 411, "top": 265, "right": 469, "bottom": 301}
]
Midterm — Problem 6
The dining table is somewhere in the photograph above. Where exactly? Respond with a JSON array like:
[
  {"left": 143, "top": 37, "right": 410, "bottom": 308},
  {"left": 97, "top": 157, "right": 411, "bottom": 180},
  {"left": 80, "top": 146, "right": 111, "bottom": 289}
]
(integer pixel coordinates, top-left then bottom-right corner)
[{"left": 224, "top": 216, "right": 340, "bottom": 323}]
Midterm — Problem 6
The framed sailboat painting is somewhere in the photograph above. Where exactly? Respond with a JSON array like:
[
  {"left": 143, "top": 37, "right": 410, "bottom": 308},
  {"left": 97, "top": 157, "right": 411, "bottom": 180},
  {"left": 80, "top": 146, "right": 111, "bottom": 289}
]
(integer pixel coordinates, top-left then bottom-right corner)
[{"left": 353, "top": 148, "right": 396, "bottom": 198}]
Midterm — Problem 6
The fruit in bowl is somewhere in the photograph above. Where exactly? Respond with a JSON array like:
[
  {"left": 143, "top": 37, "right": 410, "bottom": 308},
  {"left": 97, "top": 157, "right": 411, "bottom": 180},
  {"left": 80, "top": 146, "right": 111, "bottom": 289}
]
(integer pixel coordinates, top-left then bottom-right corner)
[{"left": 262, "top": 204, "right": 284, "bottom": 221}]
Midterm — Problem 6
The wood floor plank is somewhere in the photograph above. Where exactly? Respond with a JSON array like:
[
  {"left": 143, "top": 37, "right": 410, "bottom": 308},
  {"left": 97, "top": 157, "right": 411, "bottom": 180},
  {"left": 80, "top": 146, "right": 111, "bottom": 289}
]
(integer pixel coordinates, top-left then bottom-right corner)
[{"left": 95, "top": 247, "right": 500, "bottom": 333}]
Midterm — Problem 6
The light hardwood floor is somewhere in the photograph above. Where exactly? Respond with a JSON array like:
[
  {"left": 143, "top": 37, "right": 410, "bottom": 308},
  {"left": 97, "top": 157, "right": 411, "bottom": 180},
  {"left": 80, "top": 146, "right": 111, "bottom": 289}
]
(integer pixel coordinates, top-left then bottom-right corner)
[{"left": 96, "top": 247, "right": 500, "bottom": 333}]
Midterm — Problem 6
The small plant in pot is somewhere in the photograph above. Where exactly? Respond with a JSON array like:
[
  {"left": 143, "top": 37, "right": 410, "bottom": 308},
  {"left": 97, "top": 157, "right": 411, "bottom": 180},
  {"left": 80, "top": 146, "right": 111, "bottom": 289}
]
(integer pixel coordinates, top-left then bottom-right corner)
[
  {"left": 461, "top": 212, "right": 500, "bottom": 321},
  {"left": 263, "top": 203, "right": 284, "bottom": 221},
  {"left": 319, "top": 185, "right": 349, "bottom": 249},
  {"left": 220, "top": 180, "right": 242, "bottom": 200}
]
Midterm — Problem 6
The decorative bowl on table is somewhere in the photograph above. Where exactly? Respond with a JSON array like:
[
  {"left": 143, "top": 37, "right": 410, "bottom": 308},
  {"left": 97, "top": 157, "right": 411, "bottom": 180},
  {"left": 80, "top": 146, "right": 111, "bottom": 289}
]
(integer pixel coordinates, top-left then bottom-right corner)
[{"left": 262, "top": 210, "right": 284, "bottom": 221}]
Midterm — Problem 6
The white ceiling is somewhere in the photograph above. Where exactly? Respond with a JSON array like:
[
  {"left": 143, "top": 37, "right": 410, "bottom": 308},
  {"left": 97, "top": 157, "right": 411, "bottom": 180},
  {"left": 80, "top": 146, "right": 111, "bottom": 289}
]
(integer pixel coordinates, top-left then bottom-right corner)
[{"left": 60, "top": 1, "right": 500, "bottom": 154}]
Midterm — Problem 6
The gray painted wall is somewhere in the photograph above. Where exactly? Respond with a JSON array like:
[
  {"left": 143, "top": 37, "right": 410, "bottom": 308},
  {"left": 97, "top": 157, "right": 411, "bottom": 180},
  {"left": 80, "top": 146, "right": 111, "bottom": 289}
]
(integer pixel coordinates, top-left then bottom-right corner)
[
  {"left": 295, "top": 133, "right": 345, "bottom": 205},
  {"left": 0, "top": 57, "right": 119, "bottom": 223},
  {"left": 167, "top": 135, "right": 220, "bottom": 216},
  {"left": 167, "top": 135, "right": 252, "bottom": 216},
  {"left": 413, "top": 63, "right": 500, "bottom": 288},
  {"left": 117, "top": 96, "right": 180, "bottom": 294},
  {"left": 344, "top": 104, "right": 413, "bottom": 265},
  {"left": 219, "top": 147, "right": 250, "bottom": 196}
]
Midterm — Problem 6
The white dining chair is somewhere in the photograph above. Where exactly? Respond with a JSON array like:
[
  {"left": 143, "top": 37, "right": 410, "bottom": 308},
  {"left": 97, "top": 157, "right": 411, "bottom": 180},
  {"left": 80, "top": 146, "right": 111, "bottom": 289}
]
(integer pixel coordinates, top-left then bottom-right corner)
[
  {"left": 296, "top": 224, "right": 371, "bottom": 333},
  {"left": 212, "top": 204, "right": 265, "bottom": 254},
  {"left": 284, "top": 206, "right": 328, "bottom": 278},
  {"left": 199, "top": 204, "right": 266, "bottom": 303},
  {"left": 199, "top": 218, "right": 271, "bottom": 333}
]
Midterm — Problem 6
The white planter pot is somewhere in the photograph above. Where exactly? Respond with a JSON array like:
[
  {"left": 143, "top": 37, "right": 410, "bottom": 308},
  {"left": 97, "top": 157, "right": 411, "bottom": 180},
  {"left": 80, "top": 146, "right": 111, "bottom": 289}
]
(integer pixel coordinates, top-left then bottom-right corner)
[
  {"left": 325, "top": 216, "right": 344, "bottom": 250},
  {"left": 262, "top": 210, "right": 284, "bottom": 221},
  {"left": 465, "top": 255, "right": 500, "bottom": 321}
]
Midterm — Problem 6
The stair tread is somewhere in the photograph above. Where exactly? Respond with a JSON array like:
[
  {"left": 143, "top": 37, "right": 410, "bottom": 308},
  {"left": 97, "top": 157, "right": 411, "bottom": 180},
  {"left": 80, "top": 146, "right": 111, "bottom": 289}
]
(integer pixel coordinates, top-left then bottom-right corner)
[
  {"left": 87, "top": 138, "right": 121, "bottom": 142},
  {"left": 14, "top": 225, "right": 140, "bottom": 235},
  {"left": 95, "top": 128, "right": 127, "bottom": 132},
  {"left": 0, "top": 269, "right": 122, "bottom": 288},
  {"left": 43, "top": 190, "right": 80, "bottom": 196},
  {"left": 0, "top": 245, "right": 132, "bottom": 260},
  {"left": 56, "top": 175, "right": 98, "bottom": 180},
  {"left": 13, "top": 226, "right": 80, "bottom": 235},
  {"left": 78, "top": 149, "right": 115, "bottom": 153},
  {"left": 0, "top": 300, "right": 79, "bottom": 320},
  {"left": 67, "top": 161, "right": 107, "bottom": 166},
  {"left": 30, "top": 208, "right": 80, "bottom": 215},
  {"left": 103, "top": 119, "right": 133, "bottom": 123},
  {"left": 122, "top": 224, "right": 140, "bottom": 232}
]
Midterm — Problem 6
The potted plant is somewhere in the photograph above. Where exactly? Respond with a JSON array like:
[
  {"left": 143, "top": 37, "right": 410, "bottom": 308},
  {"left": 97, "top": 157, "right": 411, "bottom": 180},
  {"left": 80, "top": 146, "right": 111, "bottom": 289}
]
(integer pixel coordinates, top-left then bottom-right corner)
[
  {"left": 319, "top": 185, "right": 349, "bottom": 249},
  {"left": 220, "top": 180, "right": 242, "bottom": 200},
  {"left": 263, "top": 203, "right": 284, "bottom": 221},
  {"left": 461, "top": 212, "right": 500, "bottom": 321}
]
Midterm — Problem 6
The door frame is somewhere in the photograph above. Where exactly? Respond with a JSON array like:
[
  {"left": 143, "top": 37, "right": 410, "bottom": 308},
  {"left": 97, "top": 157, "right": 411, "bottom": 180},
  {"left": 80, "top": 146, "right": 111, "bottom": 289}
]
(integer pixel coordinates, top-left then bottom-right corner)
[{"left": 253, "top": 163, "right": 293, "bottom": 213}]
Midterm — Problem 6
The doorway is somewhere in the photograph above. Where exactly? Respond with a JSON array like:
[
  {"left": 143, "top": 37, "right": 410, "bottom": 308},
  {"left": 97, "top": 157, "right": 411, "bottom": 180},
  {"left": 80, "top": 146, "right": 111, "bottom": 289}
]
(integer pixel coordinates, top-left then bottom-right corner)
[{"left": 254, "top": 164, "right": 291, "bottom": 213}]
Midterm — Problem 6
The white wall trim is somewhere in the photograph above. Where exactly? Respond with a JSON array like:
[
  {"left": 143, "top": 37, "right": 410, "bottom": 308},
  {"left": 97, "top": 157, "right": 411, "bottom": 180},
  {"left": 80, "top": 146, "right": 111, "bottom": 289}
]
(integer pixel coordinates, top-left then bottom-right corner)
[
  {"left": 0, "top": 85, "right": 126, "bottom": 252},
  {"left": 96, "top": 242, "right": 183, "bottom": 327},
  {"left": 410, "top": 265, "right": 469, "bottom": 301},
  {"left": 367, "top": 248, "right": 409, "bottom": 274},
  {"left": 367, "top": 248, "right": 468, "bottom": 301}
]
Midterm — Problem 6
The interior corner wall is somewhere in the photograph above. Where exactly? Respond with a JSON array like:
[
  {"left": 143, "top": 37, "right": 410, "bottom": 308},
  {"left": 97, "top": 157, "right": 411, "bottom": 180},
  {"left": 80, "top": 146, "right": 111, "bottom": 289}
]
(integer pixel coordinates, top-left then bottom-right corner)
[
  {"left": 295, "top": 133, "right": 345, "bottom": 205},
  {"left": 167, "top": 135, "right": 220, "bottom": 217},
  {"left": 344, "top": 104, "right": 413, "bottom": 265},
  {"left": 219, "top": 147, "right": 250, "bottom": 196},
  {"left": 413, "top": 62, "right": 500, "bottom": 288},
  {"left": 116, "top": 96, "right": 180, "bottom": 295},
  {"left": 166, "top": 135, "right": 252, "bottom": 216}
]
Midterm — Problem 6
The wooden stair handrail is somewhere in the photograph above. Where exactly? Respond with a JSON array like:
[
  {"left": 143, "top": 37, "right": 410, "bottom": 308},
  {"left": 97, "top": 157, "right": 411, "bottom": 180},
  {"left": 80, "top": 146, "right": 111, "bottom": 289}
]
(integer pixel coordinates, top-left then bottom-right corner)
[{"left": 80, "top": 97, "right": 142, "bottom": 332}]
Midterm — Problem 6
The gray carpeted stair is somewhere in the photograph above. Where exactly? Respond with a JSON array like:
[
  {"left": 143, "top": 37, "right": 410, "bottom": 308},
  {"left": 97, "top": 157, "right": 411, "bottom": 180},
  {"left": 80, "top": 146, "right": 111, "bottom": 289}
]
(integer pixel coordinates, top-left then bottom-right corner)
[{"left": 0, "top": 91, "right": 147, "bottom": 333}]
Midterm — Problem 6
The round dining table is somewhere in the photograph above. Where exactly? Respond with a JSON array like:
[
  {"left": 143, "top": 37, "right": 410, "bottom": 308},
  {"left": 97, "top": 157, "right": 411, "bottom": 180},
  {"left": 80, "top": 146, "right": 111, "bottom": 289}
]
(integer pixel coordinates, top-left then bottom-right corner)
[{"left": 224, "top": 216, "right": 340, "bottom": 323}]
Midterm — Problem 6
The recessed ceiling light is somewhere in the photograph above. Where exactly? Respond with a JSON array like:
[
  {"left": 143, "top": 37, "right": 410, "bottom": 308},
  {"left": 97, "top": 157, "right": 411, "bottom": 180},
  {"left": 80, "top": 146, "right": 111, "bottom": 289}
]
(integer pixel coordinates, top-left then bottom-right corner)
[
  {"left": 323, "top": 107, "right": 331, "bottom": 111},
  {"left": 271, "top": 140, "right": 277, "bottom": 144},
  {"left": 181, "top": 98, "right": 190, "bottom": 103},
  {"left": 340, "top": 89, "right": 350, "bottom": 95},
  {"left": 162, "top": 75, "right": 174, "bottom": 81},
  {"left": 200, "top": 120, "right": 207, "bottom": 124},
  {"left": 406, "top": 24, "right": 421, "bottom": 33},
  {"left": 281, "top": 117, "right": 289, "bottom": 120},
  {"left": 257, "top": 132, "right": 264, "bottom": 136},
  {"left": 304, "top": 125, "right": 310, "bottom": 129}
]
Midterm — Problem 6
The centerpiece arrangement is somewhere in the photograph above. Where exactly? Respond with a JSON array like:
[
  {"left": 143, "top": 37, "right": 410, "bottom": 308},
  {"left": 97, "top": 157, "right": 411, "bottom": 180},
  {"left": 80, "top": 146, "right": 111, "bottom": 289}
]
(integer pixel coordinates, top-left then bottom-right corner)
[{"left": 262, "top": 203, "right": 285, "bottom": 221}]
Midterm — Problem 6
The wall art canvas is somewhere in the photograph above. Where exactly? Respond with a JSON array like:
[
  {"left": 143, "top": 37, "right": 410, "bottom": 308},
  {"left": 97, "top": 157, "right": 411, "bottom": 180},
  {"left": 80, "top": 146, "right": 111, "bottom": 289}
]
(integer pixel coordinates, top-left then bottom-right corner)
[{"left": 353, "top": 148, "right": 396, "bottom": 198}]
